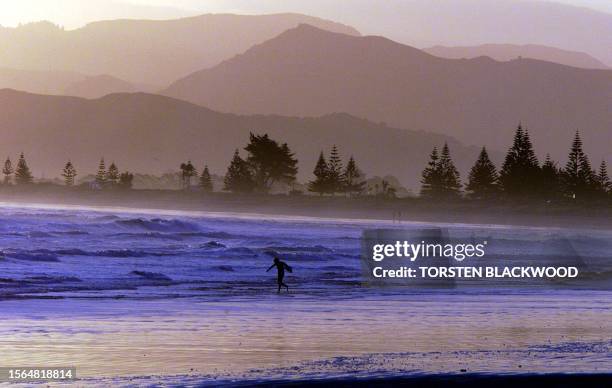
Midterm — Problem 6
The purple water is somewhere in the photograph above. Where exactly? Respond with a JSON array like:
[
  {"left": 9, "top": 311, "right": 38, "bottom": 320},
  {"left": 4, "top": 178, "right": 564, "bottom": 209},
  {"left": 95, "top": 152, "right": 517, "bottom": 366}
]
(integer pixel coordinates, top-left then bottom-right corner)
[{"left": 0, "top": 203, "right": 610, "bottom": 382}]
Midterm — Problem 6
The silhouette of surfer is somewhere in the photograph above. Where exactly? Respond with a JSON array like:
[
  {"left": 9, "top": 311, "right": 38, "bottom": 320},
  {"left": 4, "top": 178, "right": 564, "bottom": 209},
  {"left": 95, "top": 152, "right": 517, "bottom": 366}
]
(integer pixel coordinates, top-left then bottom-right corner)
[{"left": 267, "top": 257, "right": 292, "bottom": 293}]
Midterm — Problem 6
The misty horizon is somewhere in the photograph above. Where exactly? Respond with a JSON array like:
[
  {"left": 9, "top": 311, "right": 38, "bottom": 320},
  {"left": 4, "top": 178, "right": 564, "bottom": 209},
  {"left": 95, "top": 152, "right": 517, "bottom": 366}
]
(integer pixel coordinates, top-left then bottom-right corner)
[
  {"left": 0, "top": 2, "right": 609, "bottom": 190},
  {"left": 1, "top": 0, "right": 611, "bottom": 65}
]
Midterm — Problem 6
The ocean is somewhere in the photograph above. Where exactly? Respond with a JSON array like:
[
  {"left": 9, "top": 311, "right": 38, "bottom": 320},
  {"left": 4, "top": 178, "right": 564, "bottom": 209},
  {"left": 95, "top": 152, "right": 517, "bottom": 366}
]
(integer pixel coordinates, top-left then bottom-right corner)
[{"left": 0, "top": 203, "right": 610, "bottom": 384}]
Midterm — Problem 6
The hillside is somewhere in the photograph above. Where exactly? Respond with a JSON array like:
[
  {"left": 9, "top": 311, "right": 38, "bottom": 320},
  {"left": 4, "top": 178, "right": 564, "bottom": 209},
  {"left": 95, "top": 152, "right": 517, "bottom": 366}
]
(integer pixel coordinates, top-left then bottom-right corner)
[
  {"left": 0, "top": 89, "right": 483, "bottom": 190},
  {"left": 333, "top": 0, "right": 612, "bottom": 67},
  {"left": 63, "top": 75, "right": 153, "bottom": 99},
  {"left": 163, "top": 24, "right": 612, "bottom": 164},
  {"left": 424, "top": 44, "right": 609, "bottom": 70},
  {"left": 0, "top": 67, "right": 84, "bottom": 96},
  {"left": 0, "top": 68, "right": 152, "bottom": 98},
  {"left": 0, "top": 14, "right": 359, "bottom": 85}
]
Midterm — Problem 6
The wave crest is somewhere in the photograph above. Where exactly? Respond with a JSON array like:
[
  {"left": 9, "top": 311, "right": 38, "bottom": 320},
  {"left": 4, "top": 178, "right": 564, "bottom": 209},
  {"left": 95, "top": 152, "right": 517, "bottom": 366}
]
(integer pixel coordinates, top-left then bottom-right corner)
[{"left": 115, "top": 218, "right": 200, "bottom": 232}]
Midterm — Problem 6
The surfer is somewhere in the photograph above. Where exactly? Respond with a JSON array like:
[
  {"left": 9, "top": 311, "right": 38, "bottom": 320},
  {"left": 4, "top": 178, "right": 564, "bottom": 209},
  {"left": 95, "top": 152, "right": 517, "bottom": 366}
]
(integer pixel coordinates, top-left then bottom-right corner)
[{"left": 266, "top": 257, "right": 292, "bottom": 293}]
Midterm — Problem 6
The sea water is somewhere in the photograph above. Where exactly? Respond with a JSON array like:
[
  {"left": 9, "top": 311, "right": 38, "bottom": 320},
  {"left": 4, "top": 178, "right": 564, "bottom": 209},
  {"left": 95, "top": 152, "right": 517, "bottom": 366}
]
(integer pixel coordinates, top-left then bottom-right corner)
[{"left": 0, "top": 203, "right": 610, "bottom": 382}]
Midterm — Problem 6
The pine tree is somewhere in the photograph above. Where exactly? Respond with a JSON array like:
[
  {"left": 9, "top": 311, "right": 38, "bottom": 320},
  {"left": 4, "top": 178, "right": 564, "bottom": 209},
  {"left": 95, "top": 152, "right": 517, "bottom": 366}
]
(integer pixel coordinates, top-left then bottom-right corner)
[
  {"left": 14, "top": 153, "right": 33, "bottom": 185},
  {"left": 466, "top": 147, "right": 498, "bottom": 199},
  {"left": 107, "top": 162, "right": 119, "bottom": 185},
  {"left": 2, "top": 157, "right": 13, "bottom": 185},
  {"left": 327, "top": 145, "right": 344, "bottom": 194},
  {"left": 61, "top": 160, "right": 77, "bottom": 186},
  {"left": 438, "top": 143, "right": 462, "bottom": 197},
  {"left": 562, "top": 131, "right": 595, "bottom": 199},
  {"left": 595, "top": 161, "right": 610, "bottom": 195},
  {"left": 224, "top": 150, "right": 254, "bottom": 193},
  {"left": 308, "top": 151, "right": 330, "bottom": 195},
  {"left": 96, "top": 158, "right": 107, "bottom": 187},
  {"left": 540, "top": 154, "right": 561, "bottom": 199},
  {"left": 199, "top": 165, "right": 213, "bottom": 192},
  {"left": 343, "top": 156, "right": 366, "bottom": 196},
  {"left": 420, "top": 147, "right": 441, "bottom": 197},
  {"left": 499, "top": 124, "right": 540, "bottom": 196}
]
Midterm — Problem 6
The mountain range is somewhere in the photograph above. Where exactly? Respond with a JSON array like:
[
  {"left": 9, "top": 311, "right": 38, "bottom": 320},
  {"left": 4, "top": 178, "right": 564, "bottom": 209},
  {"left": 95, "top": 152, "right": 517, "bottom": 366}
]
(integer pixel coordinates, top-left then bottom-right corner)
[
  {"left": 321, "top": 0, "right": 612, "bottom": 67},
  {"left": 0, "top": 68, "right": 152, "bottom": 98},
  {"left": 0, "top": 10, "right": 609, "bottom": 188},
  {"left": 0, "top": 89, "right": 483, "bottom": 189},
  {"left": 0, "top": 14, "right": 358, "bottom": 85},
  {"left": 163, "top": 24, "right": 612, "bottom": 164},
  {"left": 424, "top": 44, "right": 609, "bottom": 70}
]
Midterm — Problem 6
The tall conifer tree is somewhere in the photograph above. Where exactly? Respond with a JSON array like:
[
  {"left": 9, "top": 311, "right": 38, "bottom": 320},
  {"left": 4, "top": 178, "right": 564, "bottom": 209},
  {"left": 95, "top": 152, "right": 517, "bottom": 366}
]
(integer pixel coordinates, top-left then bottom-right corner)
[
  {"left": 96, "top": 158, "right": 107, "bottom": 187},
  {"left": 62, "top": 160, "right": 77, "bottom": 186},
  {"left": 499, "top": 124, "right": 540, "bottom": 196},
  {"left": 107, "top": 162, "right": 119, "bottom": 185},
  {"left": 438, "top": 143, "right": 462, "bottom": 197},
  {"left": 199, "top": 165, "right": 213, "bottom": 192},
  {"left": 343, "top": 156, "right": 366, "bottom": 196},
  {"left": 466, "top": 147, "right": 498, "bottom": 198},
  {"left": 15, "top": 153, "right": 33, "bottom": 185},
  {"left": 562, "top": 131, "right": 594, "bottom": 198},
  {"left": 308, "top": 151, "right": 330, "bottom": 195},
  {"left": 327, "top": 145, "right": 344, "bottom": 194},
  {"left": 2, "top": 157, "right": 13, "bottom": 185},
  {"left": 595, "top": 161, "right": 610, "bottom": 195},
  {"left": 420, "top": 147, "right": 441, "bottom": 197},
  {"left": 224, "top": 150, "right": 254, "bottom": 193}
]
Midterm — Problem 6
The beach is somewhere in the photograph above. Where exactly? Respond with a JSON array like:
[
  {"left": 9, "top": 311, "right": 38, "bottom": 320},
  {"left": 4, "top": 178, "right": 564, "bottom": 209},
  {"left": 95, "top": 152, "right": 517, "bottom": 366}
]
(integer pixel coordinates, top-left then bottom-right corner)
[
  {"left": 0, "top": 203, "right": 610, "bottom": 385},
  {"left": 1, "top": 186, "right": 612, "bottom": 229}
]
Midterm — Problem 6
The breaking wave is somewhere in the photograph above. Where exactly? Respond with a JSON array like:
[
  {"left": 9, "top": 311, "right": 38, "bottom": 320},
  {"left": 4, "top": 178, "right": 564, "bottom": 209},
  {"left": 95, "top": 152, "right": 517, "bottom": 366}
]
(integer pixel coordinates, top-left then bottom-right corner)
[{"left": 115, "top": 218, "right": 200, "bottom": 232}]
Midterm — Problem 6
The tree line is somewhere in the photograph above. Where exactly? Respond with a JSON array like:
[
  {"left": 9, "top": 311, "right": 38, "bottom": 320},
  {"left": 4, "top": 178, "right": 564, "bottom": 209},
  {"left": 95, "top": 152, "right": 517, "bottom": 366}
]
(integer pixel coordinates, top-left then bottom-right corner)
[
  {"left": 214, "top": 133, "right": 369, "bottom": 196},
  {"left": 223, "top": 133, "right": 298, "bottom": 193},
  {"left": 1, "top": 155, "right": 135, "bottom": 189},
  {"left": 1, "top": 127, "right": 609, "bottom": 203},
  {"left": 91, "top": 158, "right": 134, "bottom": 189},
  {"left": 2, "top": 153, "right": 33, "bottom": 185},
  {"left": 178, "top": 160, "right": 213, "bottom": 192},
  {"left": 420, "top": 125, "right": 610, "bottom": 200},
  {"left": 308, "top": 146, "right": 367, "bottom": 196}
]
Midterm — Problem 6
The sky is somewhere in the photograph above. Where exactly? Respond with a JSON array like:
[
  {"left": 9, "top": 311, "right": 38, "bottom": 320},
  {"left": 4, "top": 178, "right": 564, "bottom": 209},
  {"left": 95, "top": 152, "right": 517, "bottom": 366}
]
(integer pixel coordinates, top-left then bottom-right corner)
[{"left": 0, "top": 0, "right": 610, "bottom": 30}]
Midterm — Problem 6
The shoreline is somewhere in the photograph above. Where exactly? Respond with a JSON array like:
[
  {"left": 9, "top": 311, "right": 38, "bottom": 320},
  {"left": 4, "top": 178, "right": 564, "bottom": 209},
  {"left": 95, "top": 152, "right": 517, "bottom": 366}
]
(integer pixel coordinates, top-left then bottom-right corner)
[
  {"left": 0, "top": 186, "right": 610, "bottom": 229},
  {"left": 216, "top": 374, "right": 612, "bottom": 387},
  {"left": 78, "top": 372, "right": 612, "bottom": 387},
  {"left": 1, "top": 201, "right": 610, "bottom": 384}
]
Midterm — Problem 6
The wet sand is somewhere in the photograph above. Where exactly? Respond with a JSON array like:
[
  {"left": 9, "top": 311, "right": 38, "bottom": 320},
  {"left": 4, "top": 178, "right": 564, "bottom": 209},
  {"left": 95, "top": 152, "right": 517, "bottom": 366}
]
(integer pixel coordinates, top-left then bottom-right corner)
[
  {"left": 0, "top": 204, "right": 610, "bottom": 386},
  {"left": 1, "top": 292, "right": 610, "bottom": 381}
]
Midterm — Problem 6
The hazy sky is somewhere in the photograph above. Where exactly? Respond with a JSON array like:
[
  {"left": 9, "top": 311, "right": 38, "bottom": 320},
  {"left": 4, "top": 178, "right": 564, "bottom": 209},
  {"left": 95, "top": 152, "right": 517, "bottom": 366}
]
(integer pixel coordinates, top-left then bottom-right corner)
[{"left": 0, "top": 0, "right": 610, "bottom": 30}]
